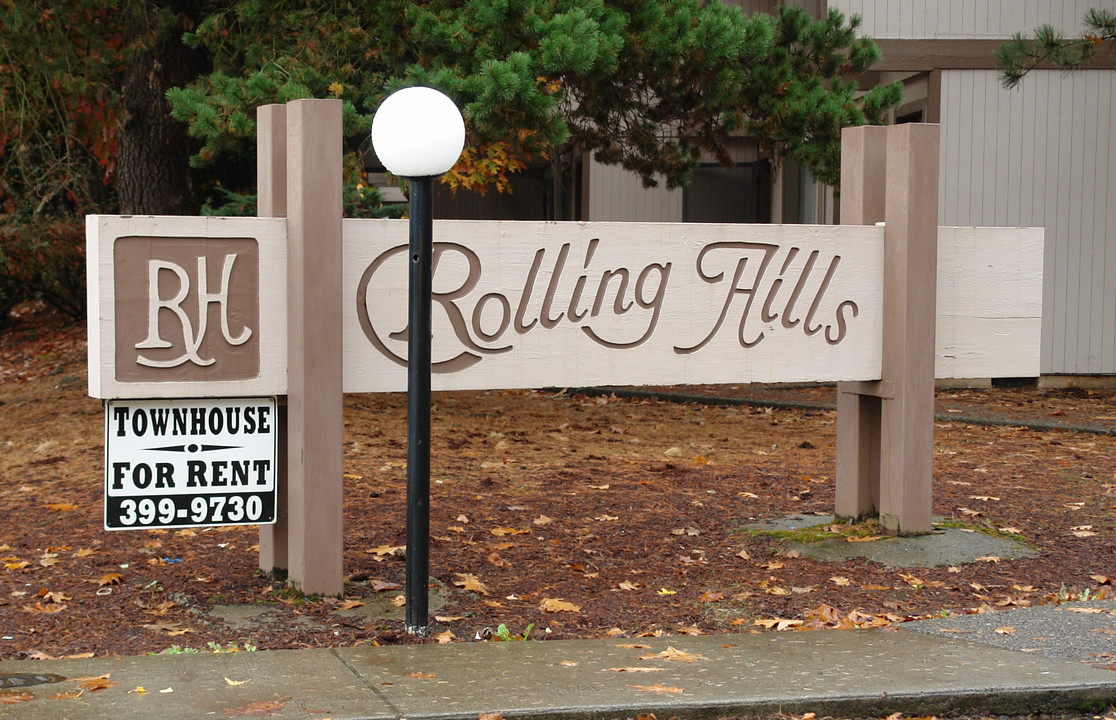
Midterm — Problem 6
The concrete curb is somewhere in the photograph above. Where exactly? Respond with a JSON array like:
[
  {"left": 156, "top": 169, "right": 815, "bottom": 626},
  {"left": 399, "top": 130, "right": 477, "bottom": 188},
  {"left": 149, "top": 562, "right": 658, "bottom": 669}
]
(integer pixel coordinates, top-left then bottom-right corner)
[
  {"left": 563, "top": 386, "right": 1116, "bottom": 437},
  {"left": 1, "top": 630, "right": 1113, "bottom": 719}
]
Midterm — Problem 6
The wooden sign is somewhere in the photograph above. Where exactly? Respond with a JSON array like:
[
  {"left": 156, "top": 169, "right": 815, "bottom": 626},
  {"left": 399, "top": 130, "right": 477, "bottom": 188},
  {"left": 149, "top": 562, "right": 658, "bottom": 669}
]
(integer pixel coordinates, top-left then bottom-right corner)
[
  {"left": 86, "top": 216, "right": 1042, "bottom": 399},
  {"left": 345, "top": 220, "right": 883, "bottom": 391},
  {"left": 86, "top": 215, "right": 287, "bottom": 399}
]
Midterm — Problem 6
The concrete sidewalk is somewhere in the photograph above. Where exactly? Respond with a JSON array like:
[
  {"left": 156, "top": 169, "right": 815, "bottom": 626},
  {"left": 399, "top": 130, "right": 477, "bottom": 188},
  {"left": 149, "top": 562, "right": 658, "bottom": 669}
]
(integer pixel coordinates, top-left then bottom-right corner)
[{"left": 1, "top": 627, "right": 1114, "bottom": 720}]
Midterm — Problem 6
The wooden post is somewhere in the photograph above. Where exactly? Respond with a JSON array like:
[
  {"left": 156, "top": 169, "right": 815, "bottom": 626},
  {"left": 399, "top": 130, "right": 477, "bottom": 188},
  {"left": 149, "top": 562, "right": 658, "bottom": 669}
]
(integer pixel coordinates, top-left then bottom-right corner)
[
  {"left": 835, "top": 123, "right": 939, "bottom": 535},
  {"left": 257, "top": 104, "right": 289, "bottom": 575},
  {"left": 284, "top": 99, "right": 345, "bottom": 595},
  {"left": 878, "top": 123, "right": 938, "bottom": 534},
  {"left": 835, "top": 125, "right": 887, "bottom": 522}
]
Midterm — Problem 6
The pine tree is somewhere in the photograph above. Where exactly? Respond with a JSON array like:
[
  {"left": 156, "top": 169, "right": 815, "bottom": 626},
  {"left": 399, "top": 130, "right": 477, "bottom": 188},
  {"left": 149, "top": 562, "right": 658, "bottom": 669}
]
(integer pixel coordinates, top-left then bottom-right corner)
[
  {"left": 997, "top": 8, "right": 1116, "bottom": 89},
  {"left": 167, "top": 1, "right": 900, "bottom": 196}
]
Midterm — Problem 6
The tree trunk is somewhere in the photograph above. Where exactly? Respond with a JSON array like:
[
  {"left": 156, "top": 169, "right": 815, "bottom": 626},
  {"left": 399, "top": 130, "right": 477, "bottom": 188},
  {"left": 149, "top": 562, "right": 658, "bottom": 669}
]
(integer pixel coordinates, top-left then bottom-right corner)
[{"left": 117, "top": 2, "right": 208, "bottom": 215}]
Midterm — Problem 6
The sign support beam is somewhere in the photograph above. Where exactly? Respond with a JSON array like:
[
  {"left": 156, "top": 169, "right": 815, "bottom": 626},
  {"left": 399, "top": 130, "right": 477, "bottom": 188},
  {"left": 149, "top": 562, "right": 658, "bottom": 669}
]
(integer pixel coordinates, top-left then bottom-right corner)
[
  {"left": 284, "top": 99, "right": 345, "bottom": 596},
  {"left": 836, "top": 123, "right": 940, "bottom": 535},
  {"left": 257, "top": 103, "right": 289, "bottom": 575}
]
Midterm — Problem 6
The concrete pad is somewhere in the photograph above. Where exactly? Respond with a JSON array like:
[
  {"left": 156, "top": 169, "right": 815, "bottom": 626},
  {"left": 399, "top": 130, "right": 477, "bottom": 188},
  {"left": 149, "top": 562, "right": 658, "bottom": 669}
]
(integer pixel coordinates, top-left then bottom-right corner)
[
  {"left": 788, "top": 527, "right": 1038, "bottom": 567},
  {"left": 337, "top": 630, "right": 1116, "bottom": 719},
  {"left": 742, "top": 514, "right": 1037, "bottom": 568},
  {"left": 0, "top": 648, "right": 393, "bottom": 720}
]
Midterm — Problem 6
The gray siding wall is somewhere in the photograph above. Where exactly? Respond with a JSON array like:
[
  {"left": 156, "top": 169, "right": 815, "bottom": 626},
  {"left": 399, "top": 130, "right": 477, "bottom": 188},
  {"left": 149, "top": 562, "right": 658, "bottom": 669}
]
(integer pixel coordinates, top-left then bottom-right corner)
[
  {"left": 832, "top": 0, "right": 1116, "bottom": 375},
  {"left": 939, "top": 69, "right": 1116, "bottom": 374},
  {"left": 586, "top": 161, "right": 683, "bottom": 223},
  {"left": 832, "top": 0, "right": 1102, "bottom": 38}
]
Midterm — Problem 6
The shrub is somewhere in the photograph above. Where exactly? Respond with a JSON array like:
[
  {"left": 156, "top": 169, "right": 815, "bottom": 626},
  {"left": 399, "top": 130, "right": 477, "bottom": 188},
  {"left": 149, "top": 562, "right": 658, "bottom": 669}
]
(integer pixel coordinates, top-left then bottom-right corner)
[{"left": 0, "top": 216, "right": 87, "bottom": 323}]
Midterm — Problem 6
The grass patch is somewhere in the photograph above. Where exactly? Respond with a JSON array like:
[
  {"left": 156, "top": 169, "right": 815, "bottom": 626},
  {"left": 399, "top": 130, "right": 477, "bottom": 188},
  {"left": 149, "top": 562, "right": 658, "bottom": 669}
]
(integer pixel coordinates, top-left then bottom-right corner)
[
  {"left": 741, "top": 518, "right": 883, "bottom": 544},
  {"left": 933, "top": 517, "right": 1032, "bottom": 545}
]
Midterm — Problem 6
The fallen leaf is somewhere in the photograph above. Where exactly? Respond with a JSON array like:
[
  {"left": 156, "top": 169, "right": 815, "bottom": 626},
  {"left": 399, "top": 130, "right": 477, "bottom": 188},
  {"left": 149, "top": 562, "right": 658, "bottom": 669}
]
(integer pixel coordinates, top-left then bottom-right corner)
[
  {"left": 478, "top": 713, "right": 504, "bottom": 720},
  {"left": 490, "top": 527, "right": 529, "bottom": 536},
  {"left": 487, "top": 552, "right": 511, "bottom": 568},
  {"left": 595, "top": 514, "right": 619, "bottom": 522},
  {"left": 533, "top": 515, "right": 553, "bottom": 526},
  {"left": 628, "top": 683, "right": 683, "bottom": 694},
  {"left": 224, "top": 677, "right": 249, "bottom": 686},
  {"left": 340, "top": 599, "right": 365, "bottom": 610},
  {"left": 54, "top": 689, "right": 84, "bottom": 699},
  {"left": 434, "top": 615, "right": 465, "bottom": 622},
  {"left": 25, "top": 650, "right": 57, "bottom": 660},
  {"left": 540, "top": 598, "right": 580, "bottom": 613},
  {"left": 975, "top": 555, "right": 1001, "bottom": 563},
  {"left": 638, "top": 646, "right": 706, "bottom": 663},
  {"left": 994, "top": 626, "right": 1017, "bottom": 635},
  {"left": 39, "top": 590, "right": 70, "bottom": 604},
  {"left": 97, "top": 572, "right": 124, "bottom": 586},
  {"left": 669, "top": 526, "right": 700, "bottom": 536},
  {"left": 845, "top": 535, "right": 882, "bottom": 543},
  {"left": 1091, "top": 575, "right": 1112, "bottom": 585},
  {"left": 697, "top": 591, "right": 724, "bottom": 603},
  {"left": 617, "top": 581, "right": 641, "bottom": 591},
  {"left": 656, "top": 587, "right": 677, "bottom": 596},
  {"left": 830, "top": 576, "right": 851, "bottom": 586},
  {"left": 226, "top": 699, "right": 288, "bottom": 716},
  {"left": 754, "top": 618, "right": 803, "bottom": 631},
  {"left": 366, "top": 544, "right": 405, "bottom": 559},
  {"left": 605, "top": 666, "right": 664, "bottom": 673},
  {"left": 407, "top": 672, "right": 436, "bottom": 679},
  {"left": 735, "top": 549, "right": 751, "bottom": 560},
  {"left": 142, "top": 622, "right": 193, "bottom": 635},
  {"left": 453, "top": 573, "right": 490, "bottom": 596},
  {"left": 371, "top": 580, "right": 402, "bottom": 592},
  {"left": 434, "top": 630, "right": 456, "bottom": 644},
  {"left": 968, "top": 495, "right": 1001, "bottom": 501},
  {"left": 1064, "top": 607, "right": 1106, "bottom": 614},
  {"left": 46, "top": 503, "right": 78, "bottom": 511},
  {"left": 675, "top": 624, "right": 703, "bottom": 636},
  {"left": 0, "top": 691, "right": 35, "bottom": 704},
  {"left": 77, "top": 674, "right": 117, "bottom": 692}
]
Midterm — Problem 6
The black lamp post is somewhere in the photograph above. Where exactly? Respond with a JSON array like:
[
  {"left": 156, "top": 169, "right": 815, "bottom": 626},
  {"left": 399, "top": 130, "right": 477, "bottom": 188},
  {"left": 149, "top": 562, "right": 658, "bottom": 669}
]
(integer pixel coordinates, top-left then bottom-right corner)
[{"left": 370, "top": 87, "right": 465, "bottom": 636}]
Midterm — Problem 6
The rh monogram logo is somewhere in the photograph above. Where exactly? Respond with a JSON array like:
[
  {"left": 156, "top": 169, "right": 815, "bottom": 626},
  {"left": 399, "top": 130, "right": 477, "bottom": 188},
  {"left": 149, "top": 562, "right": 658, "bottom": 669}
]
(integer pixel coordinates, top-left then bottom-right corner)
[
  {"left": 135, "top": 255, "right": 252, "bottom": 368},
  {"left": 113, "top": 237, "right": 261, "bottom": 382}
]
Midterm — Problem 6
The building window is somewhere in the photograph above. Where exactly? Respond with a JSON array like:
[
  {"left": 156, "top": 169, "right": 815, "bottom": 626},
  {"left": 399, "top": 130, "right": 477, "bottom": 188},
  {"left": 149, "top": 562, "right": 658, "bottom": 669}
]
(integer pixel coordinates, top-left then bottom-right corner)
[{"left": 683, "top": 162, "right": 770, "bottom": 223}]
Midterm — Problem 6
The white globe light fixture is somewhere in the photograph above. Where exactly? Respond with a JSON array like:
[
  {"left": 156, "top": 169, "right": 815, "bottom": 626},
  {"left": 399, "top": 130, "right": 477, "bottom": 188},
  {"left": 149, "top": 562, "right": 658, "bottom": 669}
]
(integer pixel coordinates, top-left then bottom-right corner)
[
  {"left": 370, "top": 86, "right": 465, "bottom": 638},
  {"left": 371, "top": 86, "right": 465, "bottom": 178}
]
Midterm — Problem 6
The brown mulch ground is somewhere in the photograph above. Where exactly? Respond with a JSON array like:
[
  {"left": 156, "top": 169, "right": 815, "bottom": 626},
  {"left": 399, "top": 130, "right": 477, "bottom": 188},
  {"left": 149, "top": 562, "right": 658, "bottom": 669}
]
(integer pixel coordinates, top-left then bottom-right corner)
[{"left": 1, "top": 303, "right": 1114, "bottom": 661}]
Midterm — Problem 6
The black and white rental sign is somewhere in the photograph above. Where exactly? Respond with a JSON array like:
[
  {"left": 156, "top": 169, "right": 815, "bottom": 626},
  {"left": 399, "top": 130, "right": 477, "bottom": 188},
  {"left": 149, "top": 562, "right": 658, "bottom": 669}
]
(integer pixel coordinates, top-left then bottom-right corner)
[{"left": 104, "top": 398, "right": 278, "bottom": 530}]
